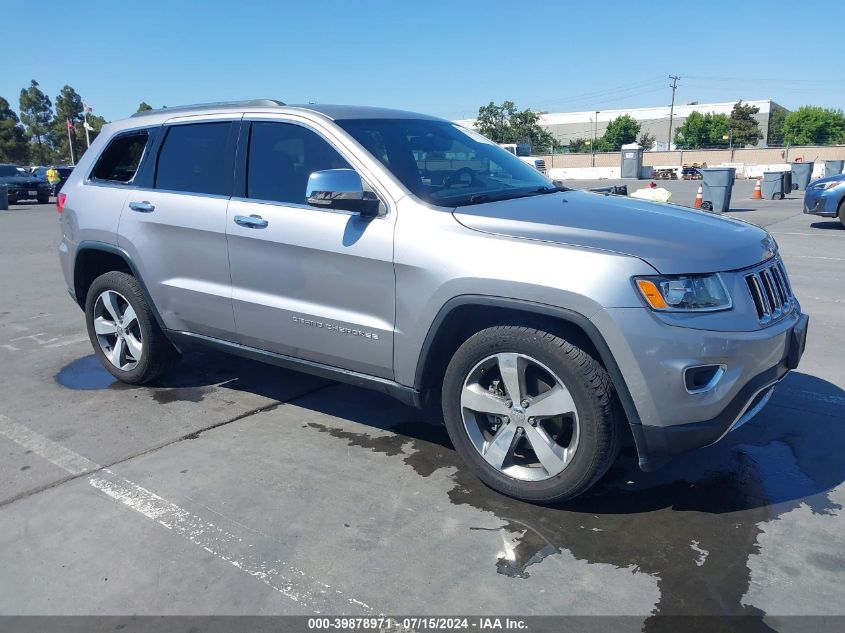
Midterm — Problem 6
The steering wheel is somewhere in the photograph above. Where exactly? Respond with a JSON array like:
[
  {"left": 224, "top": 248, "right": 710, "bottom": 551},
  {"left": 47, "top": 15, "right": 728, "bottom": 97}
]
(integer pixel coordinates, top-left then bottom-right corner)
[{"left": 442, "top": 167, "right": 478, "bottom": 189}]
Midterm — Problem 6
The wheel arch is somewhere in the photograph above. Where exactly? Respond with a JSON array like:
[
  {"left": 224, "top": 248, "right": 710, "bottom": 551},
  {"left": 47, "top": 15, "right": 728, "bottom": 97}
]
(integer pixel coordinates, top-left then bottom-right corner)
[
  {"left": 73, "top": 241, "right": 171, "bottom": 337},
  {"left": 413, "top": 295, "right": 642, "bottom": 431}
]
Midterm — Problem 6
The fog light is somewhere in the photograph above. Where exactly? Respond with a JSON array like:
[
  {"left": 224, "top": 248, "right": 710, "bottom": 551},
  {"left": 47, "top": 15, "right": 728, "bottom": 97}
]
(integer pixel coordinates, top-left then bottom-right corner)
[{"left": 684, "top": 364, "right": 726, "bottom": 394}]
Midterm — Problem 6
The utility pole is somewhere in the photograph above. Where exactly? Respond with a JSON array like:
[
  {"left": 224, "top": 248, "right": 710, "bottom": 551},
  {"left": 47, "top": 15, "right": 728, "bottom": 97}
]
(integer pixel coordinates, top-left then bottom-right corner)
[
  {"left": 667, "top": 75, "right": 680, "bottom": 151},
  {"left": 592, "top": 111, "right": 599, "bottom": 167}
]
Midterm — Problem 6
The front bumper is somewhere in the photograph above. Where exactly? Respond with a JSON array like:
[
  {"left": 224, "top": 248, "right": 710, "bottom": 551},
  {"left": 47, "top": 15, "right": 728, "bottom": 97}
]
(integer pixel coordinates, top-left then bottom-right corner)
[
  {"left": 803, "top": 189, "right": 841, "bottom": 216},
  {"left": 7, "top": 186, "right": 50, "bottom": 202},
  {"left": 592, "top": 307, "right": 808, "bottom": 470}
]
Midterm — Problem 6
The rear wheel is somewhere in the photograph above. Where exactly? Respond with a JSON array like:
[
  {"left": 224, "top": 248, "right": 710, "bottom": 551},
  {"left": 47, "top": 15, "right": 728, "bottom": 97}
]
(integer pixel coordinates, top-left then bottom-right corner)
[
  {"left": 37, "top": 196, "right": 49, "bottom": 204},
  {"left": 838, "top": 199, "right": 845, "bottom": 229},
  {"left": 84, "top": 271, "right": 176, "bottom": 384},
  {"left": 442, "top": 325, "right": 622, "bottom": 503}
]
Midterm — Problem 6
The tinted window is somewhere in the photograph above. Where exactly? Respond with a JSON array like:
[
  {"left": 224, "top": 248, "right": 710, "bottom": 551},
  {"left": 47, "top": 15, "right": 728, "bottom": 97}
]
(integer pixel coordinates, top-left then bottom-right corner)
[
  {"left": 247, "top": 122, "right": 351, "bottom": 204},
  {"left": 0, "top": 165, "right": 18, "bottom": 177},
  {"left": 91, "top": 132, "right": 148, "bottom": 183},
  {"left": 156, "top": 122, "right": 232, "bottom": 195}
]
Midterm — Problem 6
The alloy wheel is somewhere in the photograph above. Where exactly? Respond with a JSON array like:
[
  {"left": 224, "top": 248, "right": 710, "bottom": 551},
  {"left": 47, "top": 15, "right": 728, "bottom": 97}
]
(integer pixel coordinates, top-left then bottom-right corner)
[
  {"left": 92, "top": 290, "right": 143, "bottom": 371},
  {"left": 460, "top": 352, "right": 580, "bottom": 482}
]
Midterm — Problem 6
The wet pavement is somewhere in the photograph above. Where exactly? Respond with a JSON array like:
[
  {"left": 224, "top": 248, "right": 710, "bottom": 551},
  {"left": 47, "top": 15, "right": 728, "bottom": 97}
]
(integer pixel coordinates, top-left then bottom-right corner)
[{"left": 0, "top": 195, "right": 843, "bottom": 629}]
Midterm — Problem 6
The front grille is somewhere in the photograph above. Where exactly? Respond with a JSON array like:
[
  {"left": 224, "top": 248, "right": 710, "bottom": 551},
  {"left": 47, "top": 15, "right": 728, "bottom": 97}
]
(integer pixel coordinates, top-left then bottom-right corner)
[
  {"left": 534, "top": 160, "right": 547, "bottom": 174},
  {"left": 745, "top": 258, "right": 795, "bottom": 324}
]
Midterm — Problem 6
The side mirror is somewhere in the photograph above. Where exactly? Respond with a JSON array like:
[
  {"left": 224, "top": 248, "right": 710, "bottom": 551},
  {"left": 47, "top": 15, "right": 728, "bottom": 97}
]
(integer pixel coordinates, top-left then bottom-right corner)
[{"left": 306, "top": 169, "right": 381, "bottom": 218}]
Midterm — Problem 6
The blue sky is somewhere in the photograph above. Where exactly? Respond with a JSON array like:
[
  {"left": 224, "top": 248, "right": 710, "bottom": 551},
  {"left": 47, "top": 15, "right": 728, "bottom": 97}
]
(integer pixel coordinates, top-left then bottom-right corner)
[{"left": 5, "top": 0, "right": 844, "bottom": 123}]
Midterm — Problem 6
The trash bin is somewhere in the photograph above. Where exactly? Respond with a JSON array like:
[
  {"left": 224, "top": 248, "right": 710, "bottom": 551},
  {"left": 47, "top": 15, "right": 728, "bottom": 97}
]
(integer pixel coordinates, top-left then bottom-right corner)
[
  {"left": 0, "top": 185, "right": 8, "bottom": 211},
  {"left": 825, "top": 160, "right": 844, "bottom": 177},
  {"left": 762, "top": 172, "right": 786, "bottom": 200},
  {"left": 790, "top": 162, "right": 814, "bottom": 190},
  {"left": 698, "top": 167, "right": 736, "bottom": 213},
  {"left": 782, "top": 170, "right": 794, "bottom": 193},
  {"left": 620, "top": 143, "right": 644, "bottom": 179}
]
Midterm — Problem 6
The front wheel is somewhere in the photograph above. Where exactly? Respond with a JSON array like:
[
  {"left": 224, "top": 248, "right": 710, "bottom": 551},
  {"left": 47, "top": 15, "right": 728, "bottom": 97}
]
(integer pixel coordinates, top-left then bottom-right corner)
[
  {"left": 37, "top": 196, "right": 49, "bottom": 204},
  {"left": 442, "top": 325, "right": 622, "bottom": 503},
  {"left": 84, "top": 271, "right": 176, "bottom": 384}
]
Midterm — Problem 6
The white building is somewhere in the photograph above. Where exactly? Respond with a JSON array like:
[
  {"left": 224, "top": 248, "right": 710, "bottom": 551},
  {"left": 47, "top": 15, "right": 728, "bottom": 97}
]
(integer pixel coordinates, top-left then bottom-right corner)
[{"left": 455, "top": 99, "right": 786, "bottom": 150}]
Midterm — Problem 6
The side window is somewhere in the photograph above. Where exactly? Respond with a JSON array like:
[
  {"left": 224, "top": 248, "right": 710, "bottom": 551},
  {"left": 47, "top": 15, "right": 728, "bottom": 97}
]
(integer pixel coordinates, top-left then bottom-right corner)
[
  {"left": 90, "top": 131, "right": 149, "bottom": 183},
  {"left": 155, "top": 122, "right": 232, "bottom": 195},
  {"left": 246, "top": 121, "right": 351, "bottom": 205}
]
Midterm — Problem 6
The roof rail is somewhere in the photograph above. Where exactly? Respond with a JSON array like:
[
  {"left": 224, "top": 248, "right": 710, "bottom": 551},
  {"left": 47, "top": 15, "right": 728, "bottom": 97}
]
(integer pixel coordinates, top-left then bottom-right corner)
[{"left": 130, "top": 99, "right": 286, "bottom": 118}]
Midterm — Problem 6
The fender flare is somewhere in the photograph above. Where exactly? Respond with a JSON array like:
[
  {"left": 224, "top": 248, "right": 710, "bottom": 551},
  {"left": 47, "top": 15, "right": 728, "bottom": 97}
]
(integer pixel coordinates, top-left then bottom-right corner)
[
  {"left": 74, "top": 240, "right": 172, "bottom": 340},
  {"left": 413, "top": 294, "right": 643, "bottom": 430}
]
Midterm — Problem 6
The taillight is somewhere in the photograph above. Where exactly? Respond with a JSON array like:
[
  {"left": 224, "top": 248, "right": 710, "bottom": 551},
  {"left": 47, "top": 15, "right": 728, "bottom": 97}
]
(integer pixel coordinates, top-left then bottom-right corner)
[{"left": 56, "top": 193, "right": 66, "bottom": 213}]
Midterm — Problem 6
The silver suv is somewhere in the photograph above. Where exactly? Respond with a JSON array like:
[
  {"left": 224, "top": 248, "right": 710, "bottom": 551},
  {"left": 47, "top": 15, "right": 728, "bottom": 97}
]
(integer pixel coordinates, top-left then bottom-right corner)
[{"left": 58, "top": 99, "right": 809, "bottom": 502}]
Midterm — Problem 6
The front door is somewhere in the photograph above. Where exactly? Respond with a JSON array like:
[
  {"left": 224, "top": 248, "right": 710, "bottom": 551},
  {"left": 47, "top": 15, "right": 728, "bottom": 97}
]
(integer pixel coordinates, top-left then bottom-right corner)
[{"left": 226, "top": 118, "right": 396, "bottom": 379}]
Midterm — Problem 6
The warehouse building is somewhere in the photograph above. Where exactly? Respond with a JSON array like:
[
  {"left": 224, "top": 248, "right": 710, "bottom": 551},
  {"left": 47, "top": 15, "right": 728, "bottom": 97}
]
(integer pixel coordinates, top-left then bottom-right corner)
[{"left": 455, "top": 99, "right": 787, "bottom": 150}]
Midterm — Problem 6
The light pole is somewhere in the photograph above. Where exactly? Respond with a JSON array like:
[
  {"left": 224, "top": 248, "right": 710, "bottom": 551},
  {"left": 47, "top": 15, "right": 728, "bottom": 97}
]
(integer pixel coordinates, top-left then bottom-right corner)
[{"left": 592, "top": 111, "right": 599, "bottom": 167}]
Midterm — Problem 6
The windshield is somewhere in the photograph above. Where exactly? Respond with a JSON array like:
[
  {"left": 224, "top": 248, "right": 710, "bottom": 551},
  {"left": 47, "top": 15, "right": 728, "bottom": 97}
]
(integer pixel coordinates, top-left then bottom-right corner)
[{"left": 336, "top": 118, "right": 553, "bottom": 207}]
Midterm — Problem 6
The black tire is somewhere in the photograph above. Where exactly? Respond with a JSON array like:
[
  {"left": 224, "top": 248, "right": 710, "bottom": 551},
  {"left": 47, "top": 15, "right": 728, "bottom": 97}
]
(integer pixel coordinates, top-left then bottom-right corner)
[
  {"left": 84, "top": 271, "right": 176, "bottom": 384},
  {"left": 37, "top": 196, "right": 49, "bottom": 204},
  {"left": 774, "top": 192, "right": 784, "bottom": 201},
  {"left": 442, "top": 325, "right": 622, "bottom": 503},
  {"left": 838, "top": 199, "right": 845, "bottom": 230},
  {"left": 700, "top": 201, "right": 713, "bottom": 211}
]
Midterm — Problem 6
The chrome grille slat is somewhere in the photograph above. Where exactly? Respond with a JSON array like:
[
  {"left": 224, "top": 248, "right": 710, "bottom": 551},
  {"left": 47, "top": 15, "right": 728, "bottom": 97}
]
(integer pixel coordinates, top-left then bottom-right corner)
[{"left": 745, "top": 257, "right": 794, "bottom": 324}]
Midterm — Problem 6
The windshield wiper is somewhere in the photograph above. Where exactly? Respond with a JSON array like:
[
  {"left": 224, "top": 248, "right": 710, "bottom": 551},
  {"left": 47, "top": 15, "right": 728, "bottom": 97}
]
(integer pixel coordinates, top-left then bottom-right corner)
[{"left": 535, "top": 185, "right": 570, "bottom": 193}]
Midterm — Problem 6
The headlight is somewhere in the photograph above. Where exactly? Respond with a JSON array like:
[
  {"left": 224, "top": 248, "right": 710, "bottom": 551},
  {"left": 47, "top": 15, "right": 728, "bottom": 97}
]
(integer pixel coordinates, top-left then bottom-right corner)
[
  {"left": 635, "top": 274, "right": 732, "bottom": 311},
  {"left": 812, "top": 180, "right": 843, "bottom": 191}
]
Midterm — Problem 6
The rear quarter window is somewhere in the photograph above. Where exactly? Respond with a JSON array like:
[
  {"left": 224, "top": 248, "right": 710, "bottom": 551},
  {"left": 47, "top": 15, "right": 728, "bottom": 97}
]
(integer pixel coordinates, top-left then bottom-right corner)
[{"left": 90, "top": 131, "right": 149, "bottom": 183}]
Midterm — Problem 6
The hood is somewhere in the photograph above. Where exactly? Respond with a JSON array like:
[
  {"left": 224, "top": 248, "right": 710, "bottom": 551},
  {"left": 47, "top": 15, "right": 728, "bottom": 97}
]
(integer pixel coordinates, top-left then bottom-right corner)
[
  {"left": 453, "top": 190, "right": 773, "bottom": 274},
  {"left": 810, "top": 173, "right": 845, "bottom": 187},
  {"left": 0, "top": 175, "right": 45, "bottom": 187}
]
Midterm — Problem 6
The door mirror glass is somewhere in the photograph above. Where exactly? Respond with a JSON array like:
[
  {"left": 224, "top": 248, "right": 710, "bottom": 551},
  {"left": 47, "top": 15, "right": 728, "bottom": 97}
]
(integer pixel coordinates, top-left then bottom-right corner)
[{"left": 306, "top": 169, "right": 380, "bottom": 217}]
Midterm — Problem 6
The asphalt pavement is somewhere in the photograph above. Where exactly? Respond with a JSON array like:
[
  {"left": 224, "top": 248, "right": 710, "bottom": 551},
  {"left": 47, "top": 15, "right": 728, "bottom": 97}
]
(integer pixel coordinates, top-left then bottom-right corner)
[{"left": 0, "top": 183, "right": 843, "bottom": 631}]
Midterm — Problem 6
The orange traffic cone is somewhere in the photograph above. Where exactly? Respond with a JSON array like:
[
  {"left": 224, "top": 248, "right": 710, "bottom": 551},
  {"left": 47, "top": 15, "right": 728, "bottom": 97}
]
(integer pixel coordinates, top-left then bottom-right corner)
[
  {"left": 694, "top": 185, "right": 703, "bottom": 209},
  {"left": 753, "top": 178, "right": 762, "bottom": 200}
]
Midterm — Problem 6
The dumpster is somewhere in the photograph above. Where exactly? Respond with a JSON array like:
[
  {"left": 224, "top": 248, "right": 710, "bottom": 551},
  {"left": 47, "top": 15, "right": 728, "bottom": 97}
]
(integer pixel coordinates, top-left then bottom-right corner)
[
  {"left": 620, "top": 143, "right": 644, "bottom": 179},
  {"left": 790, "top": 162, "right": 814, "bottom": 190},
  {"left": 762, "top": 172, "right": 786, "bottom": 200},
  {"left": 698, "top": 167, "right": 736, "bottom": 213},
  {"left": 825, "top": 160, "right": 844, "bottom": 177},
  {"left": 0, "top": 184, "right": 8, "bottom": 211}
]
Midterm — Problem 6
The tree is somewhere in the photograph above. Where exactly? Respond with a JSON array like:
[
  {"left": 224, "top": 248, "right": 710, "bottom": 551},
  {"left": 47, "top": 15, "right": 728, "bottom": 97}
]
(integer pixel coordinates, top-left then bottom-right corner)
[
  {"left": 766, "top": 105, "right": 788, "bottom": 146},
  {"left": 475, "top": 101, "right": 561, "bottom": 153},
  {"left": 781, "top": 106, "right": 845, "bottom": 146},
  {"left": 137, "top": 102, "right": 153, "bottom": 112},
  {"left": 601, "top": 115, "right": 640, "bottom": 151},
  {"left": 19, "top": 80, "right": 53, "bottom": 164},
  {"left": 0, "top": 97, "right": 30, "bottom": 163},
  {"left": 568, "top": 138, "right": 592, "bottom": 153},
  {"left": 673, "top": 111, "right": 730, "bottom": 149},
  {"left": 49, "top": 85, "right": 86, "bottom": 163},
  {"left": 728, "top": 101, "right": 762, "bottom": 147},
  {"left": 638, "top": 132, "right": 655, "bottom": 151}
]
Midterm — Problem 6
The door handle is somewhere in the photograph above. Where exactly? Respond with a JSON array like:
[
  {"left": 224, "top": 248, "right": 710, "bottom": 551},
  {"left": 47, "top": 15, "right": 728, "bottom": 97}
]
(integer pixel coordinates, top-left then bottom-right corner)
[
  {"left": 234, "top": 214, "right": 269, "bottom": 229},
  {"left": 129, "top": 201, "right": 155, "bottom": 213}
]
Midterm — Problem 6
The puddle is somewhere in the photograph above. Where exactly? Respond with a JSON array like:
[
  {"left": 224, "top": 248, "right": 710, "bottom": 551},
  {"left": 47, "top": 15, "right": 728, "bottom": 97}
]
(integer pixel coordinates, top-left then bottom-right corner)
[
  {"left": 55, "top": 355, "right": 213, "bottom": 403},
  {"left": 305, "top": 382, "right": 845, "bottom": 629},
  {"left": 55, "top": 355, "right": 118, "bottom": 390}
]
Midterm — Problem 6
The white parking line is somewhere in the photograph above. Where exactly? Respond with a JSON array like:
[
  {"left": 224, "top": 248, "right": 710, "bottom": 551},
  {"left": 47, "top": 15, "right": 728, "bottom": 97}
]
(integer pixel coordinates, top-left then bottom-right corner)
[
  {"left": 0, "top": 414, "right": 99, "bottom": 475},
  {"left": 0, "top": 414, "right": 374, "bottom": 615}
]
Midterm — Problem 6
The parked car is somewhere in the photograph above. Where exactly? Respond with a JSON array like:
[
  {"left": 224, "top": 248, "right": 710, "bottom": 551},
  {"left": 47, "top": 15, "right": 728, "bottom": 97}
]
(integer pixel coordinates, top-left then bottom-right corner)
[
  {"left": 0, "top": 164, "right": 52, "bottom": 203},
  {"left": 56, "top": 100, "right": 808, "bottom": 503},
  {"left": 32, "top": 165, "right": 74, "bottom": 195},
  {"left": 803, "top": 173, "right": 845, "bottom": 228}
]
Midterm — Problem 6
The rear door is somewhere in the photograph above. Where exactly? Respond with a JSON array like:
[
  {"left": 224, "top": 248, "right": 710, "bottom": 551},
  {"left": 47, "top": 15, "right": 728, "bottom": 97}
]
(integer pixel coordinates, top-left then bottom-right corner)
[
  {"left": 226, "top": 116, "right": 396, "bottom": 378},
  {"left": 117, "top": 116, "right": 240, "bottom": 340}
]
